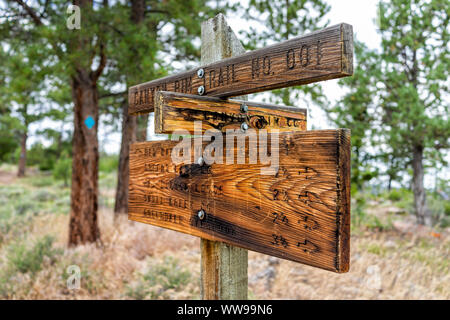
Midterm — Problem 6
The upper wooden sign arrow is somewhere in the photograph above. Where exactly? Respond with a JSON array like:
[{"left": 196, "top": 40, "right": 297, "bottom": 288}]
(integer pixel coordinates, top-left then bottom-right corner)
[{"left": 128, "top": 23, "right": 353, "bottom": 115}]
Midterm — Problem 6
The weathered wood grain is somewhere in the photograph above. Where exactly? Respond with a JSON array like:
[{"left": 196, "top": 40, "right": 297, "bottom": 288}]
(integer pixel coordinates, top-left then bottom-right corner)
[
  {"left": 128, "top": 23, "right": 353, "bottom": 115},
  {"left": 199, "top": 13, "right": 248, "bottom": 300},
  {"left": 128, "top": 129, "right": 351, "bottom": 272},
  {"left": 154, "top": 91, "right": 307, "bottom": 134}
]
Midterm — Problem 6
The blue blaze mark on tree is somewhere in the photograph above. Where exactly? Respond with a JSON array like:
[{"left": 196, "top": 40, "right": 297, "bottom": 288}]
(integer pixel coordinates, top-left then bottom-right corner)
[{"left": 84, "top": 116, "right": 95, "bottom": 129}]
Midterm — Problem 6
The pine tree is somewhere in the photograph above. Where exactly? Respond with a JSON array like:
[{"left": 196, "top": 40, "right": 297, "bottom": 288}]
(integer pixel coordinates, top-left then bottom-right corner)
[
  {"left": 0, "top": 33, "right": 48, "bottom": 177},
  {"left": 377, "top": 0, "right": 449, "bottom": 226},
  {"left": 327, "top": 41, "right": 381, "bottom": 192},
  {"left": 3, "top": 0, "right": 122, "bottom": 244}
]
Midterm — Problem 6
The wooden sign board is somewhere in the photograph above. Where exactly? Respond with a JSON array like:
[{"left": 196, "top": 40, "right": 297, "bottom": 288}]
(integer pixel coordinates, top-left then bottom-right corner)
[
  {"left": 129, "top": 129, "right": 351, "bottom": 273},
  {"left": 155, "top": 91, "right": 307, "bottom": 134},
  {"left": 129, "top": 23, "right": 353, "bottom": 115}
]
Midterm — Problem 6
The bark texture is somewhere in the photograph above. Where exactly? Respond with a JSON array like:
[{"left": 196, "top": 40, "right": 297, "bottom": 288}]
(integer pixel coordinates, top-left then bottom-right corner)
[
  {"left": 412, "top": 144, "right": 432, "bottom": 226},
  {"left": 114, "top": 100, "right": 136, "bottom": 214},
  {"left": 114, "top": 0, "right": 143, "bottom": 214},
  {"left": 17, "top": 131, "right": 27, "bottom": 177},
  {"left": 200, "top": 13, "right": 248, "bottom": 300},
  {"left": 68, "top": 71, "right": 101, "bottom": 245}
]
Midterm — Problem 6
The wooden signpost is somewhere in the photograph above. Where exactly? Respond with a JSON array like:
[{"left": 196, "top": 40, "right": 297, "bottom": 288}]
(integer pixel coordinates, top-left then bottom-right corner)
[{"left": 127, "top": 14, "right": 353, "bottom": 300}]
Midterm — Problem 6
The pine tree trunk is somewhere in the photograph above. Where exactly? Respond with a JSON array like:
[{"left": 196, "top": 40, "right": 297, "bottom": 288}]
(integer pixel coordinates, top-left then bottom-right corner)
[
  {"left": 412, "top": 144, "right": 432, "bottom": 226},
  {"left": 68, "top": 72, "right": 101, "bottom": 245},
  {"left": 17, "top": 131, "right": 27, "bottom": 177},
  {"left": 131, "top": 0, "right": 148, "bottom": 143},
  {"left": 136, "top": 112, "right": 148, "bottom": 141},
  {"left": 114, "top": 100, "right": 136, "bottom": 214},
  {"left": 113, "top": 0, "right": 144, "bottom": 215}
]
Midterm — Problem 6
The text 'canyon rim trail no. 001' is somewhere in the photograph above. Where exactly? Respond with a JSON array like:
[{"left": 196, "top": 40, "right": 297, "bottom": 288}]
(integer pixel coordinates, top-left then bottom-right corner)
[{"left": 128, "top": 22, "right": 353, "bottom": 273}]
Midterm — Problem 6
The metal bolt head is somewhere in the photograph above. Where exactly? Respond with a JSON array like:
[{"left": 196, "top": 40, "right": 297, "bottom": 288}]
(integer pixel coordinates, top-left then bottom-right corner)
[
  {"left": 197, "top": 68, "right": 205, "bottom": 78},
  {"left": 198, "top": 85, "right": 205, "bottom": 95},
  {"left": 240, "top": 104, "right": 248, "bottom": 113},
  {"left": 197, "top": 209, "right": 205, "bottom": 220},
  {"left": 197, "top": 157, "right": 205, "bottom": 166},
  {"left": 241, "top": 122, "right": 249, "bottom": 132}
]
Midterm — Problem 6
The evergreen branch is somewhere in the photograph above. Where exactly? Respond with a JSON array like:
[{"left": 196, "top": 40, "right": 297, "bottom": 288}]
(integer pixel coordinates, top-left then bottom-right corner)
[
  {"left": 99, "top": 91, "right": 127, "bottom": 99},
  {"left": 92, "top": 43, "right": 107, "bottom": 82},
  {"left": 10, "top": 0, "right": 43, "bottom": 25}
]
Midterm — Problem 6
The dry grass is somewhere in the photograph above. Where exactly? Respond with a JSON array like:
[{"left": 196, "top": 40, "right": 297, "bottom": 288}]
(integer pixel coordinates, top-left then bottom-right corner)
[{"left": 0, "top": 165, "right": 448, "bottom": 300}]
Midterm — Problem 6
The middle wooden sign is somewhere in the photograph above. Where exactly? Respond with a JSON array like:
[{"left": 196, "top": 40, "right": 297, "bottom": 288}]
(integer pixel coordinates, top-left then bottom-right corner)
[
  {"left": 129, "top": 91, "right": 351, "bottom": 272},
  {"left": 154, "top": 91, "right": 307, "bottom": 134}
]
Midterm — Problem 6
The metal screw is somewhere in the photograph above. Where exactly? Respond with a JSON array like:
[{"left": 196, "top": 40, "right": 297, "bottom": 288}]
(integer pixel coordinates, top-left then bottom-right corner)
[
  {"left": 197, "top": 157, "right": 205, "bottom": 166},
  {"left": 198, "top": 85, "right": 205, "bottom": 95},
  {"left": 241, "top": 122, "right": 249, "bottom": 132},
  {"left": 240, "top": 103, "right": 248, "bottom": 113},
  {"left": 197, "top": 209, "right": 205, "bottom": 220},
  {"left": 197, "top": 68, "right": 205, "bottom": 78}
]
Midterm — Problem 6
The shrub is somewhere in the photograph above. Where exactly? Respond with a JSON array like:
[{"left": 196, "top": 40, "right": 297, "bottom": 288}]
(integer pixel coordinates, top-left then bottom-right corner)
[
  {"left": 351, "top": 192, "right": 367, "bottom": 228},
  {"left": 126, "top": 256, "right": 191, "bottom": 299},
  {"left": 7, "top": 235, "right": 62, "bottom": 274},
  {"left": 25, "top": 143, "right": 56, "bottom": 171},
  {"left": 99, "top": 154, "right": 118, "bottom": 173},
  {"left": 26, "top": 175, "right": 54, "bottom": 187},
  {"left": 14, "top": 201, "right": 36, "bottom": 216},
  {"left": 53, "top": 152, "right": 72, "bottom": 187},
  {"left": 33, "top": 189, "right": 53, "bottom": 202},
  {"left": 388, "top": 189, "right": 402, "bottom": 201},
  {"left": 0, "top": 115, "right": 21, "bottom": 162},
  {"left": 428, "top": 193, "right": 450, "bottom": 228}
]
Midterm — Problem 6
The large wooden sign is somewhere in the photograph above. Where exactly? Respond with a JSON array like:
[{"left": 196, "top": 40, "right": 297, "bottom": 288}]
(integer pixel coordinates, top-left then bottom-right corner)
[
  {"left": 129, "top": 129, "right": 350, "bottom": 273},
  {"left": 155, "top": 91, "right": 307, "bottom": 134},
  {"left": 129, "top": 23, "right": 353, "bottom": 115}
]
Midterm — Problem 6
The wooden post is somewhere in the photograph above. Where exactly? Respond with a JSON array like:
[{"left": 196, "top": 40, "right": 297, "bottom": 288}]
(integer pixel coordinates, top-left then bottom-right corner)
[{"left": 200, "top": 13, "right": 248, "bottom": 300}]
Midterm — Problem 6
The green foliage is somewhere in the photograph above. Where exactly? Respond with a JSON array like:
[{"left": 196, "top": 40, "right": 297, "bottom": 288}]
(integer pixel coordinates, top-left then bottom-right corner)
[
  {"left": 7, "top": 235, "right": 62, "bottom": 275},
  {"left": 53, "top": 152, "right": 72, "bottom": 187},
  {"left": 0, "top": 115, "right": 22, "bottom": 162},
  {"left": 0, "top": 235, "right": 62, "bottom": 297},
  {"left": 351, "top": 192, "right": 368, "bottom": 229},
  {"left": 0, "top": 24, "right": 51, "bottom": 173},
  {"left": 388, "top": 189, "right": 406, "bottom": 202},
  {"left": 333, "top": 0, "right": 449, "bottom": 224},
  {"left": 427, "top": 193, "right": 450, "bottom": 228},
  {"left": 99, "top": 154, "right": 119, "bottom": 173},
  {"left": 377, "top": 0, "right": 449, "bottom": 184},
  {"left": 365, "top": 215, "right": 392, "bottom": 232},
  {"left": 26, "top": 176, "right": 55, "bottom": 188},
  {"left": 328, "top": 41, "right": 382, "bottom": 190},
  {"left": 367, "top": 243, "right": 386, "bottom": 256},
  {"left": 24, "top": 143, "right": 55, "bottom": 171},
  {"left": 16, "top": 133, "right": 72, "bottom": 172},
  {"left": 126, "top": 256, "right": 191, "bottom": 299}
]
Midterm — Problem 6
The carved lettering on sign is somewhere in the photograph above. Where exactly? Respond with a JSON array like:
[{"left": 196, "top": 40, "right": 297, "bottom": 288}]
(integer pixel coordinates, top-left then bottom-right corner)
[
  {"left": 129, "top": 129, "right": 351, "bottom": 273},
  {"left": 143, "top": 209, "right": 184, "bottom": 225},
  {"left": 191, "top": 211, "right": 236, "bottom": 236},
  {"left": 129, "top": 23, "right": 353, "bottom": 114},
  {"left": 271, "top": 234, "right": 289, "bottom": 248},
  {"left": 297, "top": 239, "right": 319, "bottom": 254},
  {"left": 154, "top": 92, "right": 307, "bottom": 134}
]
